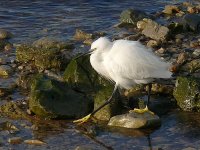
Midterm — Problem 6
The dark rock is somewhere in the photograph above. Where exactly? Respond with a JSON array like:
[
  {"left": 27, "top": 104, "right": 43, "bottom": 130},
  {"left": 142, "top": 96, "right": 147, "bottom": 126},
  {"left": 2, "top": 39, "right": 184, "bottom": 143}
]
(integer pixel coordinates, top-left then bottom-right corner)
[
  {"left": 120, "top": 9, "right": 148, "bottom": 25},
  {"left": 8, "top": 137, "right": 23, "bottom": 144},
  {"left": 108, "top": 111, "right": 161, "bottom": 129},
  {"left": 173, "top": 77, "right": 200, "bottom": 112},
  {"left": 188, "top": 59, "right": 200, "bottom": 73},
  {"left": 29, "top": 74, "right": 93, "bottom": 119},
  {"left": 139, "top": 19, "right": 169, "bottom": 41},
  {"left": 183, "top": 14, "right": 200, "bottom": 32}
]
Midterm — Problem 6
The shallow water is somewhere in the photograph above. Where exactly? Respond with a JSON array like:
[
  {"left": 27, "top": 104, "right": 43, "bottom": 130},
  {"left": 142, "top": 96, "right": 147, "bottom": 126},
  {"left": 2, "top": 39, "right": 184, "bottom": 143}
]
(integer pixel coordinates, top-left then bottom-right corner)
[
  {"left": 0, "top": 0, "right": 174, "bottom": 43},
  {"left": 0, "top": 0, "right": 200, "bottom": 149}
]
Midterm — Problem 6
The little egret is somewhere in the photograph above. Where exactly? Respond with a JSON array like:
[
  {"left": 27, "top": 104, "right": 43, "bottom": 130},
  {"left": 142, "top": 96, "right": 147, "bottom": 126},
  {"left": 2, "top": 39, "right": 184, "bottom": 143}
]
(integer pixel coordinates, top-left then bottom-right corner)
[{"left": 74, "top": 37, "right": 172, "bottom": 124}]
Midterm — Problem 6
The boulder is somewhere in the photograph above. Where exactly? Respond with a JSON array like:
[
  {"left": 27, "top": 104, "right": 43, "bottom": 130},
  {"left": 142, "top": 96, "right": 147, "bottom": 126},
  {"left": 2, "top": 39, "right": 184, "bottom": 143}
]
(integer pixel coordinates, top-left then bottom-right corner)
[
  {"left": 120, "top": 9, "right": 148, "bottom": 25},
  {"left": 16, "top": 44, "right": 69, "bottom": 70},
  {"left": 29, "top": 74, "right": 93, "bottom": 119},
  {"left": 93, "top": 85, "right": 123, "bottom": 121},
  {"left": 173, "top": 77, "right": 200, "bottom": 112},
  {"left": 138, "top": 19, "right": 169, "bottom": 41},
  {"left": 63, "top": 56, "right": 100, "bottom": 92},
  {"left": 108, "top": 111, "right": 161, "bottom": 129}
]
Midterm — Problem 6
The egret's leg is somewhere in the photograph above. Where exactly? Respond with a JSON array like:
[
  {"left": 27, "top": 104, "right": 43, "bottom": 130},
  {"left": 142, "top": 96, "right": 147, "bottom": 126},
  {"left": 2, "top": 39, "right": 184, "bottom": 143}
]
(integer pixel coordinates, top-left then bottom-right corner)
[
  {"left": 73, "top": 84, "right": 118, "bottom": 124},
  {"left": 147, "top": 84, "right": 152, "bottom": 106},
  {"left": 129, "top": 84, "right": 154, "bottom": 115}
]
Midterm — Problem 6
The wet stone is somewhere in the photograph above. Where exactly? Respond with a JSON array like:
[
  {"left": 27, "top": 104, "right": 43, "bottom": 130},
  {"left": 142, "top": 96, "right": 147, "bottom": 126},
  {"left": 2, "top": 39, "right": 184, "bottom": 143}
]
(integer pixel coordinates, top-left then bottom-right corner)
[
  {"left": 192, "top": 49, "right": 200, "bottom": 57},
  {"left": 162, "top": 5, "right": 180, "bottom": 15},
  {"left": 108, "top": 111, "right": 161, "bottom": 129},
  {"left": 0, "top": 29, "right": 13, "bottom": 40},
  {"left": 24, "top": 139, "right": 46, "bottom": 145},
  {"left": 8, "top": 137, "right": 23, "bottom": 144},
  {"left": 0, "top": 65, "right": 13, "bottom": 76}
]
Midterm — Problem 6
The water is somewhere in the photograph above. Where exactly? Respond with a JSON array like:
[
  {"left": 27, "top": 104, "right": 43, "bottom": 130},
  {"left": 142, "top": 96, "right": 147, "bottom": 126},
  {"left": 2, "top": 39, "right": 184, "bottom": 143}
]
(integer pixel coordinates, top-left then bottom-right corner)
[
  {"left": 0, "top": 0, "right": 200, "bottom": 149},
  {"left": 0, "top": 0, "right": 171, "bottom": 43}
]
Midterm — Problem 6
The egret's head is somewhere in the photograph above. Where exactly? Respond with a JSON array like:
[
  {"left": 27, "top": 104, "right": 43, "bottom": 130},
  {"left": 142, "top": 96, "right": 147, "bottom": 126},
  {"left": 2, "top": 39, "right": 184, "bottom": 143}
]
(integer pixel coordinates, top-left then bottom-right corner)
[{"left": 90, "top": 37, "right": 112, "bottom": 52}]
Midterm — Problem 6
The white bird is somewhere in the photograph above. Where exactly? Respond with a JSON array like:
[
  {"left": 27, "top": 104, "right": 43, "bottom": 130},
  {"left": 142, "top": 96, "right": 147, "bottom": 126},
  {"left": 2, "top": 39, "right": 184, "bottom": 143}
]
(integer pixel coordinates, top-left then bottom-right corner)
[{"left": 74, "top": 37, "right": 172, "bottom": 124}]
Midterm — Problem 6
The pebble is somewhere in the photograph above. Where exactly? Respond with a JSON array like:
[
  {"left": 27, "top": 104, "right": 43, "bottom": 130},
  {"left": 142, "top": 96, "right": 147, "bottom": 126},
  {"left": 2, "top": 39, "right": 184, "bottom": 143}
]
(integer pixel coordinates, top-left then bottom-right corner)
[
  {"left": 192, "top": 49, "right": 200, "bottom": 57},
  {"left": 177, "top": 52, "right": 188, "bottom": 65},
  {"left": 8, "top": 137, "right": 23, "bottom": 144},
  {"left": 147, "top": 40, "right": 158, "bottom": 48}
]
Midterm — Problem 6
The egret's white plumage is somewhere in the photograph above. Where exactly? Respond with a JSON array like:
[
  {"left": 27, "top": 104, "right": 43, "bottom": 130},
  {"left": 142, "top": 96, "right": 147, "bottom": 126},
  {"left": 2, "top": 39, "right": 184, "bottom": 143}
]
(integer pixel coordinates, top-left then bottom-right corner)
[
  {"left": 90, "top": 37, "right": 172, "bottom": 89},
  {"left": 73, "top": 37, "right": 172, "bottom": 124}
]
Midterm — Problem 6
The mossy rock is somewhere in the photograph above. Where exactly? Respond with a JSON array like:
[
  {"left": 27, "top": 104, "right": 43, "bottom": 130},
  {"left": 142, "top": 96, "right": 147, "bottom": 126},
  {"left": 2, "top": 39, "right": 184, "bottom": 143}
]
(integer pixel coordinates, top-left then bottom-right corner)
[
  {"left": 120, "top": 9, "right": 148, "bottom": 25},
  {"left": 16, "top": 44, "right": 69, "bottom": 70},
  {"left": 0, "top": 101, "right": 29, "bottom": 119},
  {"left": 63, "top": 55, "right": 102, "bottom": 92},
  {"left": 29, "top": 74, "right": 93, "bottom": 119},
  {"left": 93, "top": 85, "right": 123, "bottom": 121},
  {"left": 173, "top": 77, "right": 200, "bottom": 112}
]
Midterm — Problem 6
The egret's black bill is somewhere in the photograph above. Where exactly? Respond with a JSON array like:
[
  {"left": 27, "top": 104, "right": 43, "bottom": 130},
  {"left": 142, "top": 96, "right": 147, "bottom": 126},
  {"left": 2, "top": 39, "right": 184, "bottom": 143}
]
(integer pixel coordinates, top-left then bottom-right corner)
[{"left": 75, "top": 49, "right": 94, "bottom": 59}]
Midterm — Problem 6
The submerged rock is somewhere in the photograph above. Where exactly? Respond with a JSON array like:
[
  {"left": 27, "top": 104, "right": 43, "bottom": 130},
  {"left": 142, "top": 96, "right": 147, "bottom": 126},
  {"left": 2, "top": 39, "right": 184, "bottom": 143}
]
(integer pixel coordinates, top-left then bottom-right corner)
[
  {"left": 120, "top": 9, "right": 148, "bottom": 25},
  {"left": 138, "top": 19, "right": 169, "bottom": 41},
  {"left": 173, "top": 77, "right": 200, "bottom": 112},
  {"left": 29, "top": 74, "right": 92, "bottom": 119},
  {"left": 108, "top": 111, "right": 161, "bottom": 129}
]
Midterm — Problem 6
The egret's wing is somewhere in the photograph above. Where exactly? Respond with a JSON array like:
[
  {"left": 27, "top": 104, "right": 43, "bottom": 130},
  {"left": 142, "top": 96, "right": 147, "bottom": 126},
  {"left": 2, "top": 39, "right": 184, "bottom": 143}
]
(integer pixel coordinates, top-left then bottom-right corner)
[{"left": 104, "top": 40, "right": 172, "bottom": 81}]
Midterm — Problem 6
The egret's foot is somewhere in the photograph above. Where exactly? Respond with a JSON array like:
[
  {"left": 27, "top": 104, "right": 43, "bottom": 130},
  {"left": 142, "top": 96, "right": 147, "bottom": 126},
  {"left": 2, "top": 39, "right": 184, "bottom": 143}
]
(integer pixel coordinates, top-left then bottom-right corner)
[
  {"left": 129, "top": 106, "right": 154, "bottom": 115},
  {"left": 73, "top": 114, "right": 92, "bottom": 124}
]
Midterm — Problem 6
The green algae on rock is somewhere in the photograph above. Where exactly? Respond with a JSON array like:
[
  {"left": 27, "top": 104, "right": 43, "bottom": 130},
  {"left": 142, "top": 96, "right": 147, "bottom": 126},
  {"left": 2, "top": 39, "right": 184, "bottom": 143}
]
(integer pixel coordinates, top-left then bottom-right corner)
[
  {"left": 29, "top": 74, "right": 93, "bottom": 119},
  {"left": 93, "top": 85, "right": 123, "bottom": 121},
  {"left": 173, "top": 77, "right": 200, "bottom": 112},
  {"left": 16, "top": 44, "right": 69, "bottom": 70},
  {"left": 120, "top": 9, "right": 148, "bottom": 25},
  {"left": 63, "top": 56, "right": 100, "bottom": 92}
]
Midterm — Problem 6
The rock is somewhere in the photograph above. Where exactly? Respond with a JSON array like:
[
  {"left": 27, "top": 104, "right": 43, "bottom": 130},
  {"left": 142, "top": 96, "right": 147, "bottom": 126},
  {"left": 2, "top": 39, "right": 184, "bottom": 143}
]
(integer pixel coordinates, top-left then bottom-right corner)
[
  {"left": 0, "top": 65, "right": 13, "bottom": 76},
  {"left": 162, "top": 5, "right": 180, "bottom": 15},
  {"left": 0, "top": 40, "right": 11, "bottom": 50},
  {"left": 176, "top": 52, "right": 188, "bottom": 65},
  {"left": 192, "top": 49, "right": 200, "bottom": 57},
  {"left": 183, "top": 14, "right": 200, "bottom": 32},
  {"left": 75, "top": 146, "right": 94, "bottom": 150},
  {"left": 155, "top": 47, "right": 165, "bottom": 54},
  {"left": 147, "top": 40, "right": 159, "bottom": 48},
  {"left": 187, "top": 6, "right": 198, "bottom": 14},
  {"left": 32, "top": 37, "right": 74, "bottom": 50},
  {"left": 74, "top": 29, "right": 105, "bottom": 41},
  {"left": 93, "top": 85, "right": 123, "bottom": 121},
  {"left": 63, "top": 56, "right": 100, "bottom": 92},
  {"left": 108, "top": 111, "right": 161, "bottom": 129},
  {"left": 0, "top": 101, "right": 29, "bottom": 119},
  {"left": 16, "top": 44, "right": 69, "bottom": 70},
  {"left": 8, "top": 137, "right": 23, "bottom": 144},
  {"left": 139, "top": 19, "right": 169, "bottom": 41},
  {"left": 190, "top": 40, "right": 199, "bottom": 48},
  {"left": 0, "top": 29, "right": 13, "bottom": 39},
  {"left": 29, "top": 74, "right": 92, "bottom": 119},
  {"left": 120, "top": 9, "right": 148, "bottom": 25},
  {"left": 188, "top": 59, "right": 200, "bottom": 73},
  {"left": 24, "top": 139, "right": 46, "bottom": 145},
  {"left": 173, "top": 77, "right": 200, "bottom": 112}
]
